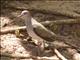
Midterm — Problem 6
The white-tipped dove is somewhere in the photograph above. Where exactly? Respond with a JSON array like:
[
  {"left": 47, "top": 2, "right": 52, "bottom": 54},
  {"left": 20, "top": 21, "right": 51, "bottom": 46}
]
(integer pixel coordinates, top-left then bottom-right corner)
[{"left": 19, "top": 10, "right": 45, "bottom": 50}]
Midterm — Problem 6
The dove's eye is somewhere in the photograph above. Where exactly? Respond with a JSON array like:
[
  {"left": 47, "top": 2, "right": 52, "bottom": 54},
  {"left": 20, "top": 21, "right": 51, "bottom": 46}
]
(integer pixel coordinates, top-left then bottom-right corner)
[{"left": 23, "top": 12, "right": 27, "bottom": 15}]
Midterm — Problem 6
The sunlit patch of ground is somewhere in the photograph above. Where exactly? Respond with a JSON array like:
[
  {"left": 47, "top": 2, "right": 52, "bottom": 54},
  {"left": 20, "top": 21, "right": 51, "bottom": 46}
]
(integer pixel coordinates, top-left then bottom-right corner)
[
  {"left": 0, "top": 17, "right": 10, "bottom": 28},
  {"left": 1, "top": 34, "right": 59, "bottom": 60},
  {"left": 1, "top": 34, "right": 30, "bottom": 56}
]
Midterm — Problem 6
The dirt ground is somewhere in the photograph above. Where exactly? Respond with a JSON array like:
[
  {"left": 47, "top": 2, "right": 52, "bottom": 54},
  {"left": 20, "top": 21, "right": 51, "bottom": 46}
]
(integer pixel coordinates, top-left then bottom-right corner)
[{"left": 0, "top": 1, "right": 80, "bottom": 60}]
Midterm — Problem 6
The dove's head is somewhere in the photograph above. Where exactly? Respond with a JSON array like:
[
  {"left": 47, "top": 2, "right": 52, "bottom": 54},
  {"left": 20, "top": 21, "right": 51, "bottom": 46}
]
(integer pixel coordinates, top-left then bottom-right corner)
[{"left": 18, "top": 10, "right": 31, "bottom": 19}]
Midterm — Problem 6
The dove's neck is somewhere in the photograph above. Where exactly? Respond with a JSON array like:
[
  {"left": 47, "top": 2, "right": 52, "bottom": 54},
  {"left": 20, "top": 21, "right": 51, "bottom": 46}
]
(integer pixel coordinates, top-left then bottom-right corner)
[{"left": 24, "top": 15, "right": 34, "bottom": 35}]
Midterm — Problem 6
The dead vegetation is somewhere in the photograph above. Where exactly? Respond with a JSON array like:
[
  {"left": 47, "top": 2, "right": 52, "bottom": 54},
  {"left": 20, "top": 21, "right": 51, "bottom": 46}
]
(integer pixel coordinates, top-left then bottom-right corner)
[{"left": 0, "top": 1, "right": 80, "bottom": 60}]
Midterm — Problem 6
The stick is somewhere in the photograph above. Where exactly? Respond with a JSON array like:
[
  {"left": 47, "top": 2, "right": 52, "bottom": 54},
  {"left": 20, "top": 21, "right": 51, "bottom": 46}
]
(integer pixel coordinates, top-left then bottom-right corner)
[
  {"left": 41, "top": 19, "right": 80, "bottom": 26},
  {"left": 1, "top": 52, "right": 59, "bottom": 60},
  {"left": 54, "top": 48, "right": 68, "bottom": 60},
  {"left": 0, "top": 52, "right": 34, "bottom": 59},
  {"left": 0, "top": 26, "right": 26, "bottom": 34}
]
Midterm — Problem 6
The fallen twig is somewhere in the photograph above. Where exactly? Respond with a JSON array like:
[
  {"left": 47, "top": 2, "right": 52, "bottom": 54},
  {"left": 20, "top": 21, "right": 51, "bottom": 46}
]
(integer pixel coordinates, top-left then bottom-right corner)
[
  {"left": 1, "top": 52, "right": 35, "bottom": 59},
  {"left": 0, "top": 26, "right": 26, "bottom": 34},
  {"left": 41, "top": 19, "right": 80, "bottom": 26},
  {"left": 54, "top": 48, "right": 68, "bottom": 60},
  {"left": 1, "top": 52, "right": 59, "bottom": 60}
]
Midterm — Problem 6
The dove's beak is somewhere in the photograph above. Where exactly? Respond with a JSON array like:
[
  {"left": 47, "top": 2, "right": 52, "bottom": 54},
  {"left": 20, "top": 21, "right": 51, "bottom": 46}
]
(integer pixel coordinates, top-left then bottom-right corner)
[{"left": 18, "top": 14, "right": 22, "bottom": 17}]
